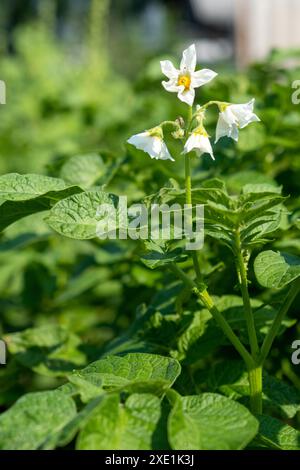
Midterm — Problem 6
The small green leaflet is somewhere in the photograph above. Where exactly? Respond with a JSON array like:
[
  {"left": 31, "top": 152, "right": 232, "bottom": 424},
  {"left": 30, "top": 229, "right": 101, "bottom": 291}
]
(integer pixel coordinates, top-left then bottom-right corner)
[{"left": 141, "top": 240, "right": 188, "bottom": 269}]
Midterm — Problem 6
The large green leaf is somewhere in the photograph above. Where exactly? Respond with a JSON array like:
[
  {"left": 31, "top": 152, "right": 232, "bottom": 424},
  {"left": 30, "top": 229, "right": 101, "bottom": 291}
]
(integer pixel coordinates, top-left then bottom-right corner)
[
  {"left": 76, "top": 393, "right": 161, "bottom": 450},
  {"left": 45, "top": 190, "right": 119, "bottom": 239},
  {"left": 167, "top": 392, "right": 258, "bottom": 450},
  {"left": 59, "top": 154, "right": 106, "bottom": 189},
  {"left": 0, "top": 390, "right": 77, "bottom": 450},
  {"left": 254, "top": 415, "right": 300, "bottom": 450},
  {"left": 254, "top": 250, "right": 300, "bottom": 288},
  {"left": 0, "top": 173, "right": 67, "bottom": 201},
  {"left": 66, "top": 353, "right": 181, "bottom": 397},
  {"left": 0, "top": 173, "right": 82, "bottom": 231}
]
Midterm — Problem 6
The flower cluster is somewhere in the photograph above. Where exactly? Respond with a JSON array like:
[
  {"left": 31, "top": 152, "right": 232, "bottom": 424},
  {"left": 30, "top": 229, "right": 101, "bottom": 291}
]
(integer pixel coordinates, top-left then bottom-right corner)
[{"left": 128, "top": 44, "right": 260, "bottom": 161}]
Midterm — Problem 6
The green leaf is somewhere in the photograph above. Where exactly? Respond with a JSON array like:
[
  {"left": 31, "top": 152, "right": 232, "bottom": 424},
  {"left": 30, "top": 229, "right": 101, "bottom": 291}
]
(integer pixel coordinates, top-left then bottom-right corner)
[
  {"left": 0, "top": 173, "right": 66, "bottom": 201},
  {"left": 66, "top": 373, "right": 104, "bottom": 403},
  {"left": 141, "top": 240, "right": 187, "bottom": 270},
  {"left": 45, "top": 190, "right": 119, "bottom": 239},
  {"left": 254, "top": 250, "right": 300, "bottom": 288},
  {"left": 194, "top": 360, "right": 247, "bottom": 398},
  {"left": 0, "top": 173, "right": 82, "bottom": 231},
  {"left": 76, "top": 393, "right": 161, "bottom": 450},
  {"left": 225, "top": 171, "right": 277, "bottom": 194},
  {"left": 197, "top": 362, "right": 300, "bottom": 419},
  {"left": 254, "top": 415, "right": 300, "bottom": 450},
  {"left": 54, "top": 266, "right": 110, "bottom": 305},
  {"left": 174, "top": 310, "right": 223, "bottom": 363},
  {"left": 0, "top": 390, "right": 76, "bottom": 450},
  {"left": 55, "top": 396, "right": 103, "bottom": 448},
  {"left": 242, "top": 184, "right": 282, "bottom": 195},
  {"left": 68, "top": 353, "right": 181, "bottom": 397},
  {"left": 194, "top": 296, "right": 294, "bottom": 348},
  {"left": 5, "top": 325, "right": 86, "bottom": 377},
  {"left": 167, "top": 392, "right": 258, "bottom": 450},
  {"left": 263, "top": 374, "right": 300, "bottom": 419},
  {"left": 59, "top": 154, "right": 106, "bottom": 189}
]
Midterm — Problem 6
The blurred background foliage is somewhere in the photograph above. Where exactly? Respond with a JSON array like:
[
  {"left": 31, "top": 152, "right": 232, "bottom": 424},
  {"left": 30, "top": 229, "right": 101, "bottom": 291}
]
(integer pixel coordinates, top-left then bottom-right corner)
[{"left": 0, "top": 0, "right": 299, "bottom": 432}]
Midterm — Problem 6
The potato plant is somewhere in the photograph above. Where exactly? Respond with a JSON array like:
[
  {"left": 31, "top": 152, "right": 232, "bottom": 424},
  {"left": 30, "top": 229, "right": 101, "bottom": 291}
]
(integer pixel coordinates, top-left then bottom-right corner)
[{"left": 0, "top": 37, "right": 300, "bottom": 451}]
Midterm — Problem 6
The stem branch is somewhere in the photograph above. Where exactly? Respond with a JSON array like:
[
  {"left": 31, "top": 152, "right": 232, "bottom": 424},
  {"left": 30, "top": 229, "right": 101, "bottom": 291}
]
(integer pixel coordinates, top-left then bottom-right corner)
[
  {"left": 171, "top": 264, "right": 254, "bottom": 368},
  {"left": 234, "top": 232, "right": 260, "bottom": 358}
]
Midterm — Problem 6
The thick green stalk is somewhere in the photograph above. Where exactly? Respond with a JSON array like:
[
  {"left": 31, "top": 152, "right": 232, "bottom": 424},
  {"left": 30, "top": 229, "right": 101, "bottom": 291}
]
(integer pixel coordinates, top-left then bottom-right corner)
[
  {"left": 234, "top": 231, "right": 260, "bottom": 358},
  {"left": 171, "top": 264, "right": 254, "bottom": 369},
  {"left": 248, "top": 365, "right": 263, "bottom": 414},
  {"left": 259, "top": 278, "right": 300, "bottom": 365}
]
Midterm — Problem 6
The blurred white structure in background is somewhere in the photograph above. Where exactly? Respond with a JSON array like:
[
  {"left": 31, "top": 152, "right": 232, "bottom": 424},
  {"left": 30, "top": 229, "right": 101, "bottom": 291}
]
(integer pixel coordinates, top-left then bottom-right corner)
[
  {"left": 191, "top": 0, "right": 300, "bottom": 66},
  {"left": 235, "top": 0, "right": 300, "bottom": 66},
  {"left": 190, "top": 0, "right": 234, "bottom": 27},
  {"left": 0, "top": 80, "right": 6, "bottom": 105}
]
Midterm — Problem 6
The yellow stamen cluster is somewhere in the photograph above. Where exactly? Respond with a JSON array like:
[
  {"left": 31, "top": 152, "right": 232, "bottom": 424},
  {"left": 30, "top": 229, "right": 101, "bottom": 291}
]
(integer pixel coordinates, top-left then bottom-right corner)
[{"left": 177, "top": 75, "right": 191, "bottom": 90}]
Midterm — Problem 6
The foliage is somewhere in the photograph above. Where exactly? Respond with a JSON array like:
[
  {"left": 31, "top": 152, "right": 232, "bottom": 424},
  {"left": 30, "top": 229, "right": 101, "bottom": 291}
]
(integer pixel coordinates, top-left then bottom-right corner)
[{"left": 0, "top": 3, "right": 300, "bottom": 451}]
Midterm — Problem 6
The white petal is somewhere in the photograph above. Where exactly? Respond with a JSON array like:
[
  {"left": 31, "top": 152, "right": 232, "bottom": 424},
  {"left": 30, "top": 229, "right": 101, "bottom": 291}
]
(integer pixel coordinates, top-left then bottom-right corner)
[
  {"left": 184, "top": 134, "right": 214, "bottom": 160},
  {"left": 230, "top": 124, "right": 239, "bottom": 141},
  {"left": 128, "top": 133, "right": 174, "bottom": 162},
  {"left": 198, "top": 135, "right": 214, "bottom": 160},
  {"left": 180, "top": 44, "right": 197, "bottom": 73},
  {"left": 178, "top": 87, "right": 195, "bottom": 106},
  {"left": 162, "top": 79, "right": 181, "bottom": 93},
  {"left": 127, "top": 132, "right": 150, "bottom": 151},
  {"left": 149, "top": 136, "right": 163, "bottom": 159},
  {"left": 215, "top": 115, "right": 230, "bottom": 143},
  {"left": 183, "top": 134, "right": 199, "bottom": 154},
  {"left": 230, "top": 99, "right": 260, "bottom": 128},
  {"left": 191, "top": 68, "right": 217, "bottom": 88},
  {"left": 160, "top": 60, "right": 179, "bottom": 79},
  {"left": 222, "top": 107, "right": 238, "bottom": 126},
  {"left": 245, "top": 98, "right": 255, "bottom": 112},
  {"left": 160, "top": 141, "right": 175, "bottom": 161}
]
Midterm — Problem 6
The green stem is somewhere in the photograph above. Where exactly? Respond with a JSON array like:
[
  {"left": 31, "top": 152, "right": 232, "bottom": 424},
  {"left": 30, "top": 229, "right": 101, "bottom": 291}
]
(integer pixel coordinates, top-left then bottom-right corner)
[
  {"left": 248, "top": 365, "right": 263, "bottom": 414},
  {"left": 184, "top": 151, "right": 192, "bottom": 205},
  {"left": 259, "top": 278, "right": 300, "bottom": 365},
  {"left": 184, "top": 106, "right": 203, "bottom": 284},
  {"left": 171, "top": 264, "right": 254, "bottom": 369},
  {"left": 234, "top": 231, "right": 260, "bottom": 358}
]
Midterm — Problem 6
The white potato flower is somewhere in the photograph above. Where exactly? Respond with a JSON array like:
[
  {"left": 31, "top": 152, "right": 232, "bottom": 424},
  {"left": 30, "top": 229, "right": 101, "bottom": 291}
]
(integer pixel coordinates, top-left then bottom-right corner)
[
  {"left": 183, "top": 128, "right": 214, "bottom": 160},
  {"left": 160, "top": 44, "right": 217, "bottom": 106},
  {"left": 127, "top": 127, "right": 174, "bottom": 161},
  {"left": 215, "top": 99, "right": 260, "bottom": 143}
]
